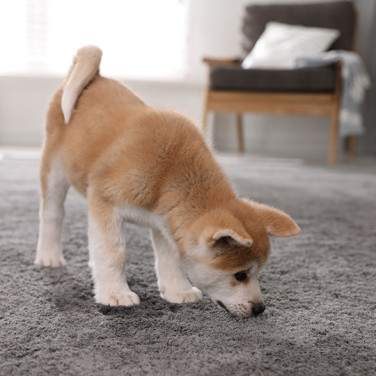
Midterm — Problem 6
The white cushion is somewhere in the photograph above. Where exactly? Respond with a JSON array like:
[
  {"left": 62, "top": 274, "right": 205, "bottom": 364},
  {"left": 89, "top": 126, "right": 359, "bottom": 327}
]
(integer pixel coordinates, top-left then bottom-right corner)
[{"left": 241, "top": 22, "right": 340, "bottom": 69}]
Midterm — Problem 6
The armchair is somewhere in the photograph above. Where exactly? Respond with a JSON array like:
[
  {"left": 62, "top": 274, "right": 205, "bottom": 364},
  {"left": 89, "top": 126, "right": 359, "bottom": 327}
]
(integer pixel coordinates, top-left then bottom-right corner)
[{"left": 202, "top": 1, "right": 357, "bottom": 163}]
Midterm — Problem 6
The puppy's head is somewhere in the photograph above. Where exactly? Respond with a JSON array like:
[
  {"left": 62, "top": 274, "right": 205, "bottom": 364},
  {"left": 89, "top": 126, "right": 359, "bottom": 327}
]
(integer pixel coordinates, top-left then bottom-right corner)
[{"left": 183, "top": 199, "right": 300, "bottom": 317}]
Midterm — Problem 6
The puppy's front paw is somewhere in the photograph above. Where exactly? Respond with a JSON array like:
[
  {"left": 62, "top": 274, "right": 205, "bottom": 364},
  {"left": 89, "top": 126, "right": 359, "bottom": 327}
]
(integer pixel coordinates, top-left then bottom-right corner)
[
  {"left": 161, "top": 287, "right": 203, "bottom": 304},
  {"left": 96, "top": 290, "right": 140, "bottom": 307},
  {"left": 34, "top": 252, "right": 67, "bottom": 267}
]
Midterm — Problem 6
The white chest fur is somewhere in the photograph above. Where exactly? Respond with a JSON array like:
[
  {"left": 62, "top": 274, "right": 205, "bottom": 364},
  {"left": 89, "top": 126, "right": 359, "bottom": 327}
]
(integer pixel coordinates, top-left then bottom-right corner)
[
  {"left": 116, "top": 205, "right": 160, "bottom": 228},
  {"left": 115, "top": 205, "right": 177, "bottom": 251}
]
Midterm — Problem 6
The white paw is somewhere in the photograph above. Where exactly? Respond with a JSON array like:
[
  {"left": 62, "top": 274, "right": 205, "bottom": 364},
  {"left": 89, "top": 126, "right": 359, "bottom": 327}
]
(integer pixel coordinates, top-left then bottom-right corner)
[
  {"left": 96, "top": 290, "right": 140, "bottom": 307},
  {"left": 161, "top": 286, "right": 203, "bottom": 304},
  {"left": 34, "top": 252, "right": 67, "bottom": 267}
]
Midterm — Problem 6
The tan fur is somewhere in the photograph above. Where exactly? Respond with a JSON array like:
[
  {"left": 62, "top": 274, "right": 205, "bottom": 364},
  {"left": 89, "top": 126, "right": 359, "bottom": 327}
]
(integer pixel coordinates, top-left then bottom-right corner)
[
  {"left": 38, "top": 46, "right": 300, "bottom": 315},
  {"left": 61, "top": 46, "right": 102, "bottom": 123}
]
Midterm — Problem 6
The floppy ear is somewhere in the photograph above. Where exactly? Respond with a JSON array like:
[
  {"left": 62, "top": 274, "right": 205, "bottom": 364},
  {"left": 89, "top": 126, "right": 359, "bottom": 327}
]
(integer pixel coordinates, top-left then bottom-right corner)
[
  {"left": 251, "top": 202, "right": 301, "bottom": 237},
  {"left": 204, "top": 228, "right": 253, "bottom": 248}
]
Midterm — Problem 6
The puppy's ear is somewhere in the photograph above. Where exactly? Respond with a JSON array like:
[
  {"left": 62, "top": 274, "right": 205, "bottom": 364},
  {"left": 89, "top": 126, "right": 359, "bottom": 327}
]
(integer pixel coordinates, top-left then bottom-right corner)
[
  {"left": 205, "top": 228, "right": 253, "bottom": 248},
  {"left": 250, "top": 202, "right": 301, "bottom": 237}
]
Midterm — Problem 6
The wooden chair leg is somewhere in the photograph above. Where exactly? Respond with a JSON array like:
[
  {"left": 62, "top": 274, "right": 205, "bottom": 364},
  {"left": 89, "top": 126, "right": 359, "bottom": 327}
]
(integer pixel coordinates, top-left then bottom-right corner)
[
  {"left": 328, "top": 113, "right": 339, "bottom": 164},
  {"left": 328, "top": 61, "right": 342, "bottom": 164},
  {"left": 236, "top": 113, "right": 244, "bottom": 153},
  {"left": 202, "top": 108, "right": 209, "bottom": 136},
  {"left": 328, "top": 98, "right": 341, "bottom": 164},
  {"left": 201, "top": 88, "right": 210, "bottom": 136},
  {"left": 348, "top": 135, "right": 356, "bottom": 159}
]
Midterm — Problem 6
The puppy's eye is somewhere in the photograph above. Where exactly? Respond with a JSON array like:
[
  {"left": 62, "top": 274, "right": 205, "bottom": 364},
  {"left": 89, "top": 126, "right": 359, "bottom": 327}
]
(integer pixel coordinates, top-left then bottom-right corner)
[{"left": 234, "top": 271, "right": 248, "bottom": 282}]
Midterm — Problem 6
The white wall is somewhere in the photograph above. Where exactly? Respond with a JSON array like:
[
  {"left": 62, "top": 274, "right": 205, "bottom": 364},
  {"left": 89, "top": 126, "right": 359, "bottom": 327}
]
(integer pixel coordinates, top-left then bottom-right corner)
[
  {"left": 0, "top": 76, "right": 204, "bottom": 147},
  {"left": 0, "top": 76, "right": 58, "bottom": 147},
  {"left": 0, "top": 0, "right": 374, "bottom": 161}
]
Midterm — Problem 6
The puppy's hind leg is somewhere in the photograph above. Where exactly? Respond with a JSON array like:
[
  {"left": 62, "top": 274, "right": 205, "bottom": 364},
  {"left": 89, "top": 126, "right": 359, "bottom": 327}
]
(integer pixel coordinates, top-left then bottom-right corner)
[
  {"left": 151, "top": 229, "right": 202, "bottom": 304},
  {"left": 35, "top": 154, "right": 70, "bottom": 267}
]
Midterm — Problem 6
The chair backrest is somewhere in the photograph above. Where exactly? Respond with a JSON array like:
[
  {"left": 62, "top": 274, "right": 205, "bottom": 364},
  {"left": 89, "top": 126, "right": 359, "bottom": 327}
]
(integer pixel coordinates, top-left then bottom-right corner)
[{"left": 241, "top": 1, "right": 356, "bottom": 57}]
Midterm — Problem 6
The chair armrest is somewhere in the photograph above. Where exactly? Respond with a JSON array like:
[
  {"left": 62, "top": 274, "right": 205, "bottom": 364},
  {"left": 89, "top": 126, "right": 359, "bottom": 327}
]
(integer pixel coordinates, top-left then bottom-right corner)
[{"left": 202, "top": 57, "right": 241, "bottom": 67}]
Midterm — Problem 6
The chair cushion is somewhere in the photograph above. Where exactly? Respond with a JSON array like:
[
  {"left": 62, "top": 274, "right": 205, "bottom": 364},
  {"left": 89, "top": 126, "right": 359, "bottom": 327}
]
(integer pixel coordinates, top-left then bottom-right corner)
[
  {"left": 241, "top": 22, "right": 340, "bottom": 69},
  {"left": 209, "top": 65, "right": 336, "bottom": 92},
  {"left": 241, "top": 1, "right": 355, "bottom": 57}
]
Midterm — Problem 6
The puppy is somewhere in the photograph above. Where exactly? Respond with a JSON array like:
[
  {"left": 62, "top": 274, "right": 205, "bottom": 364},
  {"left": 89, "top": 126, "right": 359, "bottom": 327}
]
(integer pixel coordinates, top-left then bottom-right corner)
[{"left": 35, "top": 46, "right": 300, "bottom": 317}]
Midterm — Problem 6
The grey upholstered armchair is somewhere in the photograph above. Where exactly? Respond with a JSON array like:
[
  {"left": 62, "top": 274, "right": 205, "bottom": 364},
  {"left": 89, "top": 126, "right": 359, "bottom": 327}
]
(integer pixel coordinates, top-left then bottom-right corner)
[{"left": 202, "top": 1, "right": 356, "bottom": 163}]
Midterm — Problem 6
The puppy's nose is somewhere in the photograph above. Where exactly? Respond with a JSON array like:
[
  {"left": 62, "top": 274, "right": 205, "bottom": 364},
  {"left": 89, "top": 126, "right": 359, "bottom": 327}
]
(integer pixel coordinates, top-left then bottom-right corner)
[{"left": 252, "top": 303, "right": 266, "bottom": 316}]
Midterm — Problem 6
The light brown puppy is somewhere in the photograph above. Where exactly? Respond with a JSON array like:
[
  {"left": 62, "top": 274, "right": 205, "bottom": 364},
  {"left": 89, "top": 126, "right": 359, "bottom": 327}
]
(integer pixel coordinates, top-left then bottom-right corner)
[{"left": 35, "top": 46, "right": 300, "bottom": 317}]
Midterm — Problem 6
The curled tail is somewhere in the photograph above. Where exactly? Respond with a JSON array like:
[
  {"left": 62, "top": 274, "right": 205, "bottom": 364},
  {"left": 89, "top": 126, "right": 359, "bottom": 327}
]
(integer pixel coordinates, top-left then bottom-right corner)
[{"left": 61, "top": 46, "right": 103, "bottom": 124}]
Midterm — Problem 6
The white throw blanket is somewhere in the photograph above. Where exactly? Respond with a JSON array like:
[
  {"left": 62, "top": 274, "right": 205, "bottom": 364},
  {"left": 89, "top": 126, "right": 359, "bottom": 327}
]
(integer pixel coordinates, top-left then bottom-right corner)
[{"left": 295, "top": 51, "right": 371, "bottom": 137}]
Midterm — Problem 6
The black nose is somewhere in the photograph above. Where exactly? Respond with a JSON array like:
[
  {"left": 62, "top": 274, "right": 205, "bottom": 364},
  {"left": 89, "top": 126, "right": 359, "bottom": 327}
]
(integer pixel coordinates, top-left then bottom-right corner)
[{"left": 252, "top": 303, "right": 266, "bottom": 316}]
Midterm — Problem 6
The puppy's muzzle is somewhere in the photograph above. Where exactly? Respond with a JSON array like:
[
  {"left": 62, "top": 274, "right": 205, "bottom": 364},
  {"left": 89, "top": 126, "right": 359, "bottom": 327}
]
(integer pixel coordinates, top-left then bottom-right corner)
[{"left": 216, "top": 300, "right": 266, "bottom": 317}]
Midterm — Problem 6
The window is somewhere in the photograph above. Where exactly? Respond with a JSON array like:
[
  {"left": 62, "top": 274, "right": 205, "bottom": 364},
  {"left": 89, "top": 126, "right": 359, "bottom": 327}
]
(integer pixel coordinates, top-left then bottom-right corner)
[{"left": 0, "top": 0, "right": 189, "bottom": 80}]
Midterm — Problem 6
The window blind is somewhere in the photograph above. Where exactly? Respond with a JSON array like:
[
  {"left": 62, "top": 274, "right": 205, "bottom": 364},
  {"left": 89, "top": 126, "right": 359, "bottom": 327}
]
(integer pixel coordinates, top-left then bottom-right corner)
[{"left": 0, "top": 0, "right": 189, "bottom": 80}]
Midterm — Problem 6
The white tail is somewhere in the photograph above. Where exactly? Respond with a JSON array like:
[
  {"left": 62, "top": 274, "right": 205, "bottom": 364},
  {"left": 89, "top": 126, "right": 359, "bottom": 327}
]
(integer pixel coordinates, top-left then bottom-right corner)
[{"left": 61, "top": 46, "right": 103, "bottom": 124}]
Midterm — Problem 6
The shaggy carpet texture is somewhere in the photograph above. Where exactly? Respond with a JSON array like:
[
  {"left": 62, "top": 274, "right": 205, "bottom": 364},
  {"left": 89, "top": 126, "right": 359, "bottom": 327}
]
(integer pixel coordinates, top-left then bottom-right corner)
[{"left": 0, "top": 155, "right": 375, "bottom": 376}]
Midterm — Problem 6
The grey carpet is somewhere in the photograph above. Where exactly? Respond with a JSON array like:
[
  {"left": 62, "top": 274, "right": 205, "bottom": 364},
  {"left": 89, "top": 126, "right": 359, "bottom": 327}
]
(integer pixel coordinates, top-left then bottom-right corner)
[{"left": 1, "top": 155, "right": 375, "bottom": 376}]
